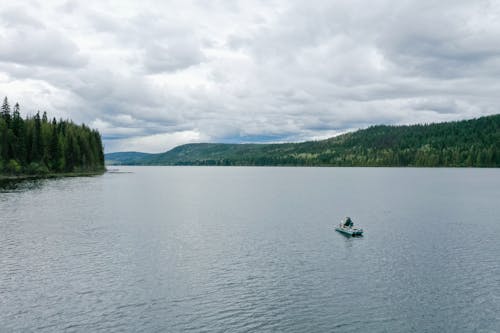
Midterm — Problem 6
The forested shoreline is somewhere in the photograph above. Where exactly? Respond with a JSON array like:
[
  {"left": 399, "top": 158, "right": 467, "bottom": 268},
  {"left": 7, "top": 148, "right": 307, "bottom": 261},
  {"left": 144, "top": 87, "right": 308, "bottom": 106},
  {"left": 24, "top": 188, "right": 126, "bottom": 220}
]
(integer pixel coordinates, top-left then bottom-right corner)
[
  {"left": 1, "top": 97, "right": 105, "bottom": 176},
  {"left": 106, "top": 114, "right": 500, "bottom": 167}
]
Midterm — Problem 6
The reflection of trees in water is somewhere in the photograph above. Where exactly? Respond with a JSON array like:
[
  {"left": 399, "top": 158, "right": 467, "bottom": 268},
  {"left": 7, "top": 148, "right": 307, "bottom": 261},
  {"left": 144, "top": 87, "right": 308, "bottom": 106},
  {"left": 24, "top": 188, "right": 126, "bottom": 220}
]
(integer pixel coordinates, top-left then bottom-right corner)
[{"left": 0, "top": 178, "right": 45, "bottom": 193}]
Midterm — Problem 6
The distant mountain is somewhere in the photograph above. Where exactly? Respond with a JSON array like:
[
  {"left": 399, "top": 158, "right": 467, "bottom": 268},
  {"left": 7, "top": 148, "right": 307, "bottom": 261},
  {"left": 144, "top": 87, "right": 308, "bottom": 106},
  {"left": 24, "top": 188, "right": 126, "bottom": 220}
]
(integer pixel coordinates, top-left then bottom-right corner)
[
  {"left": 105, "top": 114, "right": 500, "bottom": 167},
  {"left": 105, "top": 151, "right": 153, "bottom": 165}
]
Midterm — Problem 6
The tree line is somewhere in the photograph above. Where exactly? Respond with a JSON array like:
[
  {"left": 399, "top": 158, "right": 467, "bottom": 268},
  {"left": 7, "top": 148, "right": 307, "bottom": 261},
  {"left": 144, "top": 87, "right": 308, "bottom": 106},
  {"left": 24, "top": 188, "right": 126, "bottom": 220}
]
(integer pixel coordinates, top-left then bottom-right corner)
[
  {"left": 106, "top": 114, "right": 499, "bottom": 167},
  {"left": 1, "top": 97, "right": 105, "bottom": 175}
]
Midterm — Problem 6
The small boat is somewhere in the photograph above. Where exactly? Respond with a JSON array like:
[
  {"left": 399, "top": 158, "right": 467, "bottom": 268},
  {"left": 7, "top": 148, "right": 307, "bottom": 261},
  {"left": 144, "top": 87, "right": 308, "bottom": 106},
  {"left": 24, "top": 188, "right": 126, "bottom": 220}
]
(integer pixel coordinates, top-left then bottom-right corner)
[{"left": 335, "top": 216, "right": 363, "bottom": 236}]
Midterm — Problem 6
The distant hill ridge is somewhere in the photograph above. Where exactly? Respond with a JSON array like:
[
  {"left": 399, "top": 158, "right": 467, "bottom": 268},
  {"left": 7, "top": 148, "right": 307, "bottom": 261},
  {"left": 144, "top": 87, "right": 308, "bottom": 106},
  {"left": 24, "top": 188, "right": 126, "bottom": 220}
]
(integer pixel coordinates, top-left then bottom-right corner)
[{"left": 105, "top": 114, "right": 500, "bottom": 167}]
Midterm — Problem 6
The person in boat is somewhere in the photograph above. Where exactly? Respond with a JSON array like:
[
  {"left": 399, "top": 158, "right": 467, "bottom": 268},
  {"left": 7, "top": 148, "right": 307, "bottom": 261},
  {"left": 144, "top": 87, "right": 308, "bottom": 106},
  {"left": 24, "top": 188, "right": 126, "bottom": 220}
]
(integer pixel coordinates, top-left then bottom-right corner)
[{"left": 343, "top": 217, "right": 353, "bottom": 228}]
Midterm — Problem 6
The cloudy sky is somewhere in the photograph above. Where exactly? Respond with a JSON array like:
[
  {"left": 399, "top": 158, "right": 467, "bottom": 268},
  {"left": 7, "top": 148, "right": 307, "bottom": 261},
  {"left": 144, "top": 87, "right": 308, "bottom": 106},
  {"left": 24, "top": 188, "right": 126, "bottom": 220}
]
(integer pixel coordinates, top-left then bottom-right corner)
[{"left": 1, "top": 0, "right": 499, "bottom": 153}]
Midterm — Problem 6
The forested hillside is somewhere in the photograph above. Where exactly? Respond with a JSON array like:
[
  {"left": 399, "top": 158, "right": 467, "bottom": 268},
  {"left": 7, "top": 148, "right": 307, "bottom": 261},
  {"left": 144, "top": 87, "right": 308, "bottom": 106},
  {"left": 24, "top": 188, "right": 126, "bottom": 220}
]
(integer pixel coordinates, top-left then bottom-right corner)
[
  {"left": 106, "top": 114, "right": 500, "bottom": 167},
  {"left": 1, "top": 97, "right": 105, "bottom": 175},
  {"left": 105, "top": 152, "right": 154, "bottom": 166}
]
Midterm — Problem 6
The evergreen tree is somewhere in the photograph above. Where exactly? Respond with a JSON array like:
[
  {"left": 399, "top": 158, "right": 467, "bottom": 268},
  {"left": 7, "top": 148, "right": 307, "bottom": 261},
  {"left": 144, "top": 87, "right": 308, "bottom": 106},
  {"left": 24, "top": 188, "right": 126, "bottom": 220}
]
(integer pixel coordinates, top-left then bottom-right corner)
[
  {"left": 0, "top": 117, "right": 8, "bottom": 162},
  {"left": 31, "top": 111, "right": 42, "bottom": 163},
  {"left": 49, "top": 118, "right": 60, "bottom": 170},
  {"left": 11, "top": 103, "right": 26, "bottom": 163},
  {"left": 1, "top": 98, "right": 104, "bottom": 175},
  {"left": 65, "top": 132, "right": 75, "bottom": 171},
  {"left": 1, "top": 97, "right": 11, "bottom": 125}
]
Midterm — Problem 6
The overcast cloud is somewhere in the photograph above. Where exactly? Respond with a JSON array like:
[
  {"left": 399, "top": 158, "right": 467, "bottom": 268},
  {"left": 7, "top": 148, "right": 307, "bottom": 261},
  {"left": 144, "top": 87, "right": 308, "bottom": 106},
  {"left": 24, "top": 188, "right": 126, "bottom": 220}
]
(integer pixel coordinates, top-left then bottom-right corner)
[{"left": 1, "top": 0, "right": 499, "bottom": 152}]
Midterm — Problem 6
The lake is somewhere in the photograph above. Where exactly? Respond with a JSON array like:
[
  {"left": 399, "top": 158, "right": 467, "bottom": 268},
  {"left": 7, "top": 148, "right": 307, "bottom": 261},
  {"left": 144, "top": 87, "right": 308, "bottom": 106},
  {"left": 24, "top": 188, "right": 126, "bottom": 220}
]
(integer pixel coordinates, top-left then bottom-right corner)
[{"left": 1, "top": 167, "right": 500, "bottom": 332}]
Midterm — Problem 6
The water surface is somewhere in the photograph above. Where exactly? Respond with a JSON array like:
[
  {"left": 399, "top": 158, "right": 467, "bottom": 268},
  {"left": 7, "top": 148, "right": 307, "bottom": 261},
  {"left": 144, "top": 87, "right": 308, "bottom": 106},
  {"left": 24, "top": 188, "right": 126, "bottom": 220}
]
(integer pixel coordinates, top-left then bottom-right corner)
[{"left": 1, "top": 167, "right": 499, "bottom": 332}]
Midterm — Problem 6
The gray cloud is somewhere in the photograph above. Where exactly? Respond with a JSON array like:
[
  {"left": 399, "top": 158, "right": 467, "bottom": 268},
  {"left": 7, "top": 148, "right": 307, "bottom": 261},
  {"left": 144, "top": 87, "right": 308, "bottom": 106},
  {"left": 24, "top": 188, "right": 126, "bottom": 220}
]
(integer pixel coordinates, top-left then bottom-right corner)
[
  {"left": 0, "top": 7, "right": 44, "bottom": 29},
  {"left": 143, "top": 40, "right": 205, "bottom": 73},
  {"left": 0, "top": 6, "right": 88, "bottom": 68},
  {"left": 1, "top": 0, "right": 499, "bottom": 153},
  {"left": 376, "top": 1, "right": 500, "bottom": 79}
]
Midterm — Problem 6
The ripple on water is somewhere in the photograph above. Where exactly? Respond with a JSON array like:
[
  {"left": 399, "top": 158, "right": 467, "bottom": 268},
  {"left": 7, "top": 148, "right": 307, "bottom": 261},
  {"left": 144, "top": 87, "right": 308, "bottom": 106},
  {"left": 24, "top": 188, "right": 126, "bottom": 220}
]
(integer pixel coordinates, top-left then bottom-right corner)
[{"left": 1, "top": 167, "right": 500, "bottom": 332}]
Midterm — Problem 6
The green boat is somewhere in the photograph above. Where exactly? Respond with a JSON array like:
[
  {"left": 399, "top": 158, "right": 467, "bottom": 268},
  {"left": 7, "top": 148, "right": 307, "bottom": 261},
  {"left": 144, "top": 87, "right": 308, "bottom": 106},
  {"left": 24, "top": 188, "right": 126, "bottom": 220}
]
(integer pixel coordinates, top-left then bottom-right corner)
[{"left": 335, "top": 217, "right": 363, "bottom": 236}]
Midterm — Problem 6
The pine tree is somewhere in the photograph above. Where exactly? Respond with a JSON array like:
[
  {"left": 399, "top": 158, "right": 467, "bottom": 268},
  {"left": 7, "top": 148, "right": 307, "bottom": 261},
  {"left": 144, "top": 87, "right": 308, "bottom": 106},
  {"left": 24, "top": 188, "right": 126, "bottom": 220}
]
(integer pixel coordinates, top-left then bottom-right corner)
[
  {"left": 31, "top": 111, "right": 43, "bottom": 163},
  {"left": 49, "top": 118, "right": 60, "bottom": 170},
  {"left": 1, "top": 97, "right": 11, "bottom": 125},
  {"left": 11, "top": 103, "right": 26, "bottom": 163},
  {"left": 2, "top": 98, "right": 104, "bottom": 174},
  {"left": 0, "top": 117, "right": 8, "bottom": 162},
  {"left": 65, "top": 132, "right": 75, "bottom": 171}
]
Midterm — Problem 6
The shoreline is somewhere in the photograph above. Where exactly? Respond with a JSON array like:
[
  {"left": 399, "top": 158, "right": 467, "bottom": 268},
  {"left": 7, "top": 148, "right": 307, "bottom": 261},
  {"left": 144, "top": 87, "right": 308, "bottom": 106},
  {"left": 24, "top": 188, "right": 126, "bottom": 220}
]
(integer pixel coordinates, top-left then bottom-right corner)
[
  {"left": 105, "top": 164, "right": 498, "bottom": 168},
  {"left": 0, "top": 170, "right": 106, "bottom": 181}
]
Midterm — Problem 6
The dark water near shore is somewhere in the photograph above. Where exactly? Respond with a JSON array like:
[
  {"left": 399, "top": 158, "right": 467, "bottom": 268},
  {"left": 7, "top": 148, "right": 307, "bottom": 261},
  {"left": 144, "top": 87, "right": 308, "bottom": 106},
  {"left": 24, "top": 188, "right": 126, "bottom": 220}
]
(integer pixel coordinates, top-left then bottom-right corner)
[{"left": 1, "top": 167, "right": 499, "bottom": 332}]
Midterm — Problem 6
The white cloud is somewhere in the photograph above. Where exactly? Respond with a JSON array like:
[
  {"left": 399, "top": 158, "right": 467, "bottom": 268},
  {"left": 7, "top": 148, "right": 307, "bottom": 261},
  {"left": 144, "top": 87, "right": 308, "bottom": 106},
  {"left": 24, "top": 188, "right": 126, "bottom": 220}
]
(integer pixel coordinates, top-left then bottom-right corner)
[
  {"left": 1, "top": 0, "right": 499, "bottom": 153},
  {"left": 0, "top": 6, "right": 88, "bottom": 68}
]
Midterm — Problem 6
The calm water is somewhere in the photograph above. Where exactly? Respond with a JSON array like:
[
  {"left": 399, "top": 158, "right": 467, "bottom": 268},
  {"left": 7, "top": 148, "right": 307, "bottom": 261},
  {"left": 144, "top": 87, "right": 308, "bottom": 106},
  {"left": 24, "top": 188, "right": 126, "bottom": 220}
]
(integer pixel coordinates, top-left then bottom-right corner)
[{"left": 1, "top": 167, "right": 499, "bottom": 332}]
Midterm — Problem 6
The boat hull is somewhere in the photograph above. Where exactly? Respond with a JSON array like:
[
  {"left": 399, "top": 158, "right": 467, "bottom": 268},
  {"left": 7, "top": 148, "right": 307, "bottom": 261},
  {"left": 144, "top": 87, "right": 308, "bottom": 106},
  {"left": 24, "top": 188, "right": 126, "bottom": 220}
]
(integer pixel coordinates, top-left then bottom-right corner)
[{"left": 335, "top": 227, "right": 363, "bottom": 236}]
